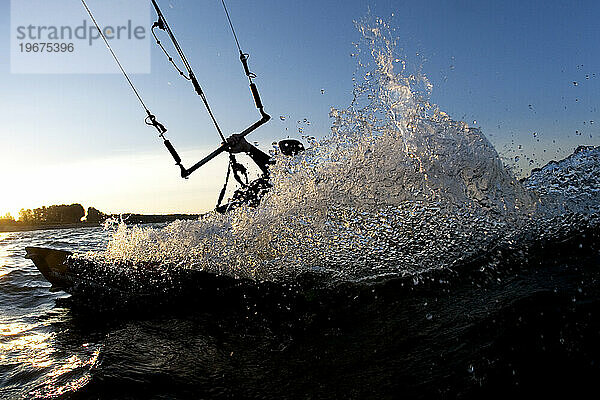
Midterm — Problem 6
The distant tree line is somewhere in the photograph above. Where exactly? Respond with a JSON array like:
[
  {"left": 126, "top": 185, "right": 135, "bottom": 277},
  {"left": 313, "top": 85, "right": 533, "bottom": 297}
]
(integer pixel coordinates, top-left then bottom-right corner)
[
  {"left": 0, "top": 213, "right": 16, "bottom": 226},
  {"left": 18, "top": 204, "right": 86, "bottom": 224},
  {"left": 1, "top": 203, "right": 199, "bottom": 230},
  {"left": 86, "top": 207, "right": 106, "bottom": 223}
]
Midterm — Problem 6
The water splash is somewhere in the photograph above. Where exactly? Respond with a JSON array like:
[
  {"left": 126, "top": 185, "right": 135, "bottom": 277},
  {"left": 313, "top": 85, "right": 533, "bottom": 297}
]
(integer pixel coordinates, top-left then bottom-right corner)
[
  {"left": 80, "top": 17, "right": 598, "bottom": 284},
  {"left": 524, "top": 145, "right": 600, "bottom": 216}
]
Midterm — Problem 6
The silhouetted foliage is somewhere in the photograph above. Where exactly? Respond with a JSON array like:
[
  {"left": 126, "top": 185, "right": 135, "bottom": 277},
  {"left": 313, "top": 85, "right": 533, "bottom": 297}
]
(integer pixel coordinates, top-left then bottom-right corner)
[
  {"left": 86, "top": 207, "right": 106, "bottom": 223},
  {"left": 18, "top": 204, "right": 85, "bottom": 224},
  {"left": 0, "top": 213, "right": 16, "bottom": 226},
  {"left": 18, "top": 209, "right": 34, "bottom": 223},
  {"left": 7, "top": 204, "right": 199, "bottom": 230}
]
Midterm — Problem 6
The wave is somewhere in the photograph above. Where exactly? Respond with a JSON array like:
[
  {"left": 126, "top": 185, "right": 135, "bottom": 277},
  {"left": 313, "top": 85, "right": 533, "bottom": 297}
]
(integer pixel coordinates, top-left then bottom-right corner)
[{"left": 79, "top": 17, "right": 600, "bottom": 286}]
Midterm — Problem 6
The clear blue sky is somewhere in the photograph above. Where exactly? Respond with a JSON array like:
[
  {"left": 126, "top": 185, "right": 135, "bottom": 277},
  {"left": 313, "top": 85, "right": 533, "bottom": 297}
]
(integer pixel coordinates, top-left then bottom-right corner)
[{"left": 1, "top": 0, "right": 599, "bottom": 218}]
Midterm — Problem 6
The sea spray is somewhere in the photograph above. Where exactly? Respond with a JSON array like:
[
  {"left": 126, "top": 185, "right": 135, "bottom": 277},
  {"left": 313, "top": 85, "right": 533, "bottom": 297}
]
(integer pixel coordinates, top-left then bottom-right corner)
[{"left": 80, "top": 17, "right": 597, "bottom": 284}]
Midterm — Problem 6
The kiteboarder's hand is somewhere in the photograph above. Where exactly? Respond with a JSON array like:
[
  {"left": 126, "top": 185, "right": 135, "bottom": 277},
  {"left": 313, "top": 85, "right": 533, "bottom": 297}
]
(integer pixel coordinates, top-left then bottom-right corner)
[{"left": 226, "top": 133, "right": 253, "bottom": 153}]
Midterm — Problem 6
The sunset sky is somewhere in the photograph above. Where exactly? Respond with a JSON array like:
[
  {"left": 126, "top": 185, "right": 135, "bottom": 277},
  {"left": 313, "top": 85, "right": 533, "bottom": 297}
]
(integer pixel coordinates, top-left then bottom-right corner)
[{"left": 1, "top": 0, "right": 599, "bottom": 218}]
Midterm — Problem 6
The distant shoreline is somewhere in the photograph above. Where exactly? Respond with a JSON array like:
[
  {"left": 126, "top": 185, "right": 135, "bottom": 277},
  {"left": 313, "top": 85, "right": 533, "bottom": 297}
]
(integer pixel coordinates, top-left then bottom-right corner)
[
  {"left": 0, "top": 214, "right": 201, "bottom": 233},
  {"left": 0, "top": 222, "right": 100, "bottom": 233}
]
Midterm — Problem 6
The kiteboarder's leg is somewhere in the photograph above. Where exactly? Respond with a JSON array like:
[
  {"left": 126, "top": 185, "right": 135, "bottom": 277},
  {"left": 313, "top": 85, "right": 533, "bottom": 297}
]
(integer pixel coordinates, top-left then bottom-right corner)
[{"left": 216, "top": 135, "right": 305, "bottom": 213}]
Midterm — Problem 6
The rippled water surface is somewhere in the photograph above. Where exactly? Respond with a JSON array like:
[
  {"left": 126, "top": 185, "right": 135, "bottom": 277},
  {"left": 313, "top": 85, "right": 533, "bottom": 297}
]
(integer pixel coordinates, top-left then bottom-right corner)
[
  {"left": 2, "top": 223, "right": 600, "bottom": 399},
  {"left": 0, "top": 228, "right": 109, "bottom": 399}
]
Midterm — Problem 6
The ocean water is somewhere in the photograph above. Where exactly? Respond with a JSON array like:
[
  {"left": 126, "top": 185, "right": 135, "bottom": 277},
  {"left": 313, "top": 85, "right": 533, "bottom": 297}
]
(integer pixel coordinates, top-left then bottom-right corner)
[
  {"left": 1, "top": 215, "right": 600, "bottom": 399},
  {"left": 2, "top": 17, "right": 600, "bottom": 399}
]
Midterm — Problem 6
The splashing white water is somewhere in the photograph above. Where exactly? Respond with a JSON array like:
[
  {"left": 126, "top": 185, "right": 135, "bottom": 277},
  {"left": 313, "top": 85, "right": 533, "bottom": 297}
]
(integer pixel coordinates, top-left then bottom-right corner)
[{"left": 81, "top": 17, "right": 597, "bottom": 284}]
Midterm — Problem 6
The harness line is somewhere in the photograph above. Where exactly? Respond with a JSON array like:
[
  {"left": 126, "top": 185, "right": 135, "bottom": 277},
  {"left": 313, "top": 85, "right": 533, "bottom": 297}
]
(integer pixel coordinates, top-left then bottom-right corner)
[
  {"left": 150, "top": 0, "right": 228, "bottom": 144},
  {"left": 80, "top": 0, "right": 271, "bottom": 198},
  {"left": 80, "top": 0, "right": 167, "bottom": 136}
]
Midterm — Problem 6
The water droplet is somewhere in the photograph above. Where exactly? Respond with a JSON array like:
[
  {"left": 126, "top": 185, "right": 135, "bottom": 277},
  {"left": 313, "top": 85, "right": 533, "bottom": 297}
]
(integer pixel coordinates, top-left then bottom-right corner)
[
  {"left": 573, "top": 81, "right": 578, "bottom": 86},
  {"left": 279, "top": 116, "right": 286, "bottom": 121},
  {"left": 532, "top": 132, "right": 538, "bottom": 138},
  {"left": 467, "top": 365, "right": 474, "bottom": 373},
  {"left": 321, "top": 89, "right": 325, "bottom": 95},
  {"left": 426, "top": 313, "right": 433, "bottom": 321},
  {"left": 514, "top": 156, "right": 520, "bottom": 162}
]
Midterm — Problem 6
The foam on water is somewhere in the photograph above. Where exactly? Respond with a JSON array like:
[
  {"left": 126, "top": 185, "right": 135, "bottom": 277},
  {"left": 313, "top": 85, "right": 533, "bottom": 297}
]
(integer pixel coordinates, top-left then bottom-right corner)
[{"left": 82, "top": 18, "right": 598, "bottom": 283}]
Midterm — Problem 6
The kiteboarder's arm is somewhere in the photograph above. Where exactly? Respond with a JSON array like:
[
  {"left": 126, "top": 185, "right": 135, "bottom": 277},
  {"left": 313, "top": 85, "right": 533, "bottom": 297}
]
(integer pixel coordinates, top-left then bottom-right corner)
[{"left": 226, "top": 133, "right": 272, "bottom": 175}]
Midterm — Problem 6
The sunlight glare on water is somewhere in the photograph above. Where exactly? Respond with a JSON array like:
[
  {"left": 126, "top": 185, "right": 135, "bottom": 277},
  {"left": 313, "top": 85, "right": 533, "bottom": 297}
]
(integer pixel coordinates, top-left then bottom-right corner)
[{"left": 0, "top": 228, "right": 110, "bottom": 398}]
